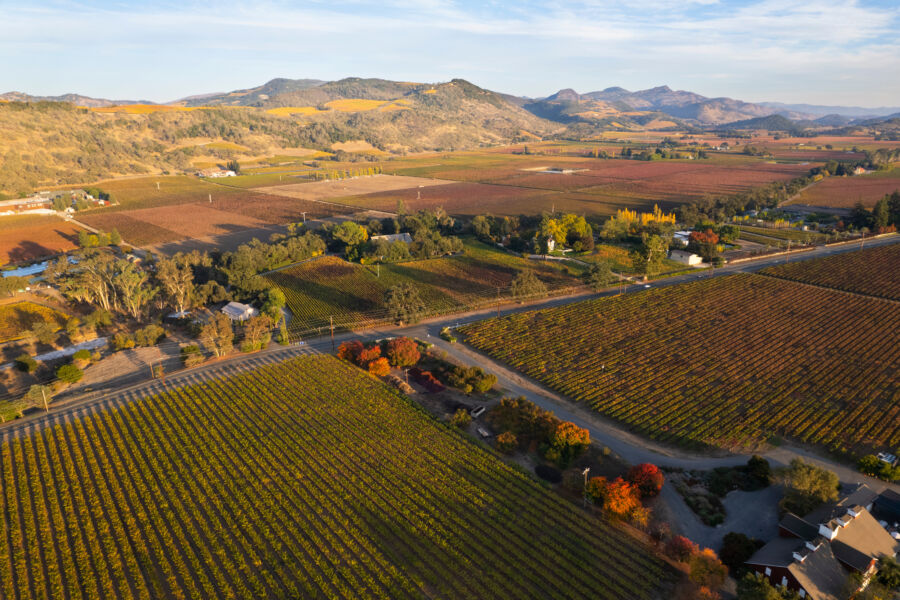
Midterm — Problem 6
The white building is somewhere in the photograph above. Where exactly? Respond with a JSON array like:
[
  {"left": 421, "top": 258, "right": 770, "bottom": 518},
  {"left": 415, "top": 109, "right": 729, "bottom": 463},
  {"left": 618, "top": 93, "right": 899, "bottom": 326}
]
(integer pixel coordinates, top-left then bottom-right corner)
[
  {"left": 221, "top": 301, "right": 258, "bottom": 322},
  {"left": 371, "top": 233, "right": 413, "bottom": 244},
  {"left": 669, "top": 249, "right": 703, "bottom": 266}
]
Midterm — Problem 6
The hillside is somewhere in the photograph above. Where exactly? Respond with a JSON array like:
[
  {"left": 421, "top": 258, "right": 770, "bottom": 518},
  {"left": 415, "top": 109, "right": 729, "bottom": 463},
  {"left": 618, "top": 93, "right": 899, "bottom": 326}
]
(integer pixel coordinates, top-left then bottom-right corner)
[{"left": 0, "top": 79, "right": 556, "bottom": 195}]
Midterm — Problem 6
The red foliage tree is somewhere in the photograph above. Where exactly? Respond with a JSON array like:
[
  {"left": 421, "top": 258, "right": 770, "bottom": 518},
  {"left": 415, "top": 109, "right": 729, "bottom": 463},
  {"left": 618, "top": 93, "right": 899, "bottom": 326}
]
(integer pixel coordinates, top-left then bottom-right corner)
[
  {"left": 689, "top": 229, "right": 719, "bottom": 245},
  {"left": 665, "top": 535, "right": 699, "bottom": 562},
  {"left": 385, "top": 337, "right": 420, "bottom": 367},
  {"left": 627, "top": 463, "right": 664, "bottom": 498},
  {"left": 367, "top": 357, "right": 391, "bottom": 377},
  {"left": 357, "top": 344, "right": 382, "bottom": 367},
  {"left": 337, "top": 340, "right": 364, "bottom": 364}
]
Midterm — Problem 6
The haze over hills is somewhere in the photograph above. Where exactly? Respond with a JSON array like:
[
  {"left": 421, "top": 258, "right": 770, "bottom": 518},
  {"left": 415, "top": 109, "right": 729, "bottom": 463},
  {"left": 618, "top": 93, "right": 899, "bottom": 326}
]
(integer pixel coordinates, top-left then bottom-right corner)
[{"left": 1, "top": 76, "right": 898, "bottom": 195}]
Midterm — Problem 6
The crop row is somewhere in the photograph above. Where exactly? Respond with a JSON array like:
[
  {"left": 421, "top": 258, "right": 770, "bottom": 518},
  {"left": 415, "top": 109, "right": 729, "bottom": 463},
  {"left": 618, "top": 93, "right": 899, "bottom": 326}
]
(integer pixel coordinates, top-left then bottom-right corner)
[
  {"left": 460, "top": 274, "right": 900, "bottom": 455},
  {"left": 760, "top": 242, "right": 900, "bottom": 301},
  {"left": 0, "top": 355, "right": 668, "bottom": 599}
]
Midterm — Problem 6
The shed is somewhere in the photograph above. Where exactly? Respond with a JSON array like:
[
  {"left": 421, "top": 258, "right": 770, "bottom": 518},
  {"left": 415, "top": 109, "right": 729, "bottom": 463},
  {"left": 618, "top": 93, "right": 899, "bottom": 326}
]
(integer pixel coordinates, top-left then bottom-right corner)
[
  {"left": 221, "top": 302, "right": 258, "bottom": 322},
  {"left": 669, "top": 249, "right": 702, "bottom": 266}
]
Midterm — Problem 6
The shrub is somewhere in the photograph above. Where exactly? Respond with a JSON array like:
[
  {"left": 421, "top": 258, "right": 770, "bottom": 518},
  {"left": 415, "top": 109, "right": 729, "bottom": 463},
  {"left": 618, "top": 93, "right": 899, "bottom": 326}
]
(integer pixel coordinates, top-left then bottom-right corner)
[
  {"left": 84, "top": 308, "right": 112, "bottom": 329},
  {"left": 72, "top": 348, "right": 92, "bottom": 369},
  {"left": 665, "top": 536, "right": 699, "bottom": 562},
  {"left": 135, "top": 324, "right": 166, "bottom": 347},
  {"left": 409, "top": 368, "right": 445, "bottom": 392},
  {"left": 368, "top": 357, "right": 390, "bottom": 377},
  {"left": 450, "top": 408, "right": 471, "bottom": 428},
  {"left": 627, "top": 463, "right": 665, "bottom": 497},
  {"left": 446, "top": 365, "right": 497, "bottom": 394},
  {"left": 496, "top": 431, "right": 518, "bottom": 453},
  {"left": 29, "top": 321, "right": 59, "bottom": 346},
  {"left": 113, "top": 332, "right": 135, "bottom": 351},
  {"left": 15, "top": 354, "right": 38, "bottom": 373},
  {"left": 56, "top": 363, "right": 83, "bottom": 384},
  {"left": 181, "top": 345, "right": 205, "bottom": 367},
  {"left": 385, "top": 337, "right": 420, "bottom": 367}
]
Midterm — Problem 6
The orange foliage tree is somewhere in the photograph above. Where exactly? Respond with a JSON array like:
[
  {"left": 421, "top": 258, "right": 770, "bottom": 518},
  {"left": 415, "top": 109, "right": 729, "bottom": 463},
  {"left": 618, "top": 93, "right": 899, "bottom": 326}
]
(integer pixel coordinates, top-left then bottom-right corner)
[
  {"left": 385, "top": 337, "right": 421, "bottom": 367},
  {"left": 603, "top": 477, "right": 649, "bottom": 526},
  {"left": 689, "top": 548, "right": 727, "bottom": 595},
  {"left": 337, "top": 340, "right": 364, "bottom": 363},
  {"left": 545, "top": 421, "right": 590, "bottom": 467},
  {"left": 368, "top": 357, "right": 391, "bottom": 377}
]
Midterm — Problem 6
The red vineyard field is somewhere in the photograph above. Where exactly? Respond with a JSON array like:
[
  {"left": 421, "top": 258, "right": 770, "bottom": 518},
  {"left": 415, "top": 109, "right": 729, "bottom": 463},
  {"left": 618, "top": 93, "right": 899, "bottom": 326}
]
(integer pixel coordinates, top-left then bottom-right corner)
[
  {"left": 0, "top": 355, "right": 668, "bottom": 599},
  {"left": 760, "top": 242, "right": 900, "bottom": 301},
  {"left": 460, "top": 274, "right": 900, "bottom": 455}
]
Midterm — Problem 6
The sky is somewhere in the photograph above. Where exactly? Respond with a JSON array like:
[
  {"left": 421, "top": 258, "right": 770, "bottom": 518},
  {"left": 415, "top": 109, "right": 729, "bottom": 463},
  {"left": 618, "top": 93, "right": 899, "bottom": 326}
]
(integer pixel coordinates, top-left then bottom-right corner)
[{"left": 1, "top": 0, "right": 898, "bottom": 107}]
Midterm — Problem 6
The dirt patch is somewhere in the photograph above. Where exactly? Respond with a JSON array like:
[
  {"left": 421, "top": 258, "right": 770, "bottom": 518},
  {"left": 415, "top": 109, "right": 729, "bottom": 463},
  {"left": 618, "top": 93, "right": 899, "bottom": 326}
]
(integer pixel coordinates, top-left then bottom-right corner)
[{"left": 257, "top": 175, "right": 455, "bottom": 202}]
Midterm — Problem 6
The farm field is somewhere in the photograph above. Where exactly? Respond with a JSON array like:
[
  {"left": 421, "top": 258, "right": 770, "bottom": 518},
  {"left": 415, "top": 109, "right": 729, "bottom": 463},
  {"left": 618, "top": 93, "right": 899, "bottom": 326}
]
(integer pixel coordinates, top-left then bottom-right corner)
[
  {"left": 760, "top": 242, "right": 900, "bottom": 301},
  {"left": 0, "top": 301, "right": 68, "bottom": 343},
  {"left": 268, "top": 240, "right": 584, "bottom": 333},
  {"left": 0, "top": 354, "right": 668, "bottom": 599},
  {"left": 256, "top": 174, "right": 454, "bottom": 202},
  {"left": 786, "top": 168, "right": 900, "bottom": 209},
  {"left": 460, "top": 274, "right": 900, "bottom": 455},
  {"left": 80, "top": 192, "right": 343, "bottom": 247},
  {"left": 737, "top": 225, "right": 829, "bottom": 244},
  {"left": 0, "top": 215, "right": 83, "bottom": 263}
]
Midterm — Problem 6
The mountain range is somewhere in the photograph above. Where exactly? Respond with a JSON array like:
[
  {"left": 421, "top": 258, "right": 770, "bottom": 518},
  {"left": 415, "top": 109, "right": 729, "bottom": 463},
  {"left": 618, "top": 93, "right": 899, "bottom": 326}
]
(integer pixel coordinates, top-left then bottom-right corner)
[{"left": 4, "top": 79, "right": 899, "bottom": 127}]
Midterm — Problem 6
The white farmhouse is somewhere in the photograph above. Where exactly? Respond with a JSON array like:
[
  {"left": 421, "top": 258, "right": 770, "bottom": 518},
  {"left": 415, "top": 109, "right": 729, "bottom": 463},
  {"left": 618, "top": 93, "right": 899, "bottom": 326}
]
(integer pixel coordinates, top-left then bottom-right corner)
[
  {"left": 221, "top": 301, "right": 259, "bottom": 322},
  {"left": 669, "top": 249, "right": 703, "bottom": 266}
]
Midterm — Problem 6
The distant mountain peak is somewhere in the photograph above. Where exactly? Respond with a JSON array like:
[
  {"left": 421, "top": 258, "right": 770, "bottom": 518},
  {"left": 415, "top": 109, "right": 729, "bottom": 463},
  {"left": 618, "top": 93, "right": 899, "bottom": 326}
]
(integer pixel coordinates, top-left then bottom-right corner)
[{"left": 546, "top": 88, "right": 581, "bottom": 102}]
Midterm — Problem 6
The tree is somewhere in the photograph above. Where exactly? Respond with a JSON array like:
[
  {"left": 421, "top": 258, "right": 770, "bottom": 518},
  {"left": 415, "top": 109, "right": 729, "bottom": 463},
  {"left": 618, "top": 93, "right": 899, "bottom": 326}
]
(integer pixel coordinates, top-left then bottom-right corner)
[
  {"left": 689, "top": 229, "right": 721, "bottom": 262},
  {"left": 545, "top": 421, "right": 590, "bottom": 467},
  {"left": 277, "top": 316, "right": 290, "bottom": 345},
  {"left": 385, "top": 283, "right": 425, "bottom": 325},
  {"left": 631, "top": 234, "right": 669, "bottom": 278},
  {"left": 779, "top": 458, "right": 839, "bottom": 515},
  {"left": 385, "top": 337, "right": 420, "bottom": 367},
  {"left": 135, "top": 324, "right": 166, "bottom": 347},
  {"left": 736, "top": 572, "right": 793, "bottom": 600},
  {"left": 29, "top": 321, "right": 58, "bottom": 346},
  {"left": 876, "top": 556, "right": 900, "bottom": 589},
  {"left": 56, "top": 363, "right": 84, "bottom": 384},
  {"left": 332, "top": 221, "right": 368, "bottom": 256},
  {"left": 113, "top": 332, "right": 135, "bottom": 351},
  {"left": 361, "top": 355, "right": 388, "bottom": 376},
  {"left": 872, "top": 195, "right": 891, "bottom": 230},
  {"left": 261, "top": 287, "right": 286, "bottom": 320},
  {"left": 747, "top": 455, "right": 772, "bottom": 488},
  {"left": 337, "top": 340, "right": 364, "bottom": 364},
  {"left": 496, "top": 431, "right": 518, "bottom": 453},
  {"left": 357, "top": 344, "right": 382, "bottom": 367},
  {"left": 199, "top": 313, "right": 234, "bottom": 357},
  {"left": 602, "top": 477, "right": 647, "bottom": 525},
  {"left": 720, "top": 532, "right": 760, "bottom": 576},
  {"left": 451, "top": 408, "right": 471, "bottom": 428},
  {"left": 156, "top": 256, "right": 196, "bottom": 314},
  {"left": 627, "top": 463, "right": 664, "bottom": 498},
  {"left": 689, "top": 548, "right": 727, "bottom": 592},
  {"left": 665, "top": 536, "right": 699, "bottom": 562},
  {"left": 180, "top": 345, "right": 205, "bottom": 367},
  {"left": 510, "top": 270, "right": 547, "bottom": 300},
  {"left": 24, "top": 384, "right": 53, "bottom": 410},
  {"left": 225, "top": 159, "right": 240, "bottom": 174},
  {"left": 109, "top": 228, "right": 122, "bottom": 246},
  {"left": 583, "top": 260, "right": 616, "bottom": 291},
  {"left": 115, "top": 262, "right": 158, "bottom": 320},
  {"left": 241, "top": 315, "right": 273, "bottom": 352},
  {"left": 15, "top": 353, "right": 38, "bottom": 373}
]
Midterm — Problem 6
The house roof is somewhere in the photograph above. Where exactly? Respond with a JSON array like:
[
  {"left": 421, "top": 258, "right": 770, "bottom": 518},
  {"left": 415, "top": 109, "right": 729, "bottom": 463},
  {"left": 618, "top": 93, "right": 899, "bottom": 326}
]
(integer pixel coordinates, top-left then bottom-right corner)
[
  {"left": 873, "top": 489, "right": 900, "bottom": 524},
  {"left": 788, "top": 543, "right": 848, "bottom": 600},
  {"left": 371, "top": 232, "right": 413, "bottom": 244},
  {"left": 221, "top": 301, "right": 257, "bottom": 320},
  {"left": 780, "top": 513, "right": 819, "bottom": 541},
  {"left": 805, "top": 483, "right": 879, "bottom": 525},
  {"left": 747, "top": 537, "right": 803, "bottom": 568},
  {"left": 829, "top": 509, "right": 899, "bottom": 572}
]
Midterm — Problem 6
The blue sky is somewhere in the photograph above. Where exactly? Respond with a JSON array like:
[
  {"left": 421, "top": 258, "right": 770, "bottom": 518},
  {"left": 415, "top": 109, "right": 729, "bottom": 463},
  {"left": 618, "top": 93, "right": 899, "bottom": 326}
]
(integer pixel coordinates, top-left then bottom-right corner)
[{"left": 1, "top": 0, "right": 898, "bottom": 106}]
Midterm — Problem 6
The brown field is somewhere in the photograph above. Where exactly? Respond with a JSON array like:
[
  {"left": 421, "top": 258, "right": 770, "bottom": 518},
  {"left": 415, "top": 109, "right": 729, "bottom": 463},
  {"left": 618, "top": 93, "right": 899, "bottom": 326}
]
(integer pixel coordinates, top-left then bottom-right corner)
[
  {"left": 787, "top": 168, "right": 900, "bottom": 208},
  {"left": 331, "top": 182, "right": 554, "bottom": 214},
  {"left": 0, "top": 215, "right": 82, "bottom": 263},
  {"left": 256, "top": 175, "right": 455, "bottom": 202},
  {"left": 80, "top": 192, "right": 344, "bottom": 247}
]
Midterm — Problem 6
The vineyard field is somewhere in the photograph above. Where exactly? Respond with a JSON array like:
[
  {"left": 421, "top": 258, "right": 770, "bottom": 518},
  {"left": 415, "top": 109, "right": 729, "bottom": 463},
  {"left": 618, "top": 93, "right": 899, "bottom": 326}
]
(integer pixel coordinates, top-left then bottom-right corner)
[
  {"left": 787, "top": 167, "right": 900, "bottom": 209},
  {"left": 0, "top": 355, "right": 668, "bottom": 599},
  {"left": 460, "top": 274, "right": 900, "bottom": 455},
  {"left": 760, "top": 242, "right": 900, "bottom": 301},
  {"left": 0, "top": 214, "right": 83, "bottom": 263},
  {"left": 268, "top": 240, "right": 584, "bottom": 333}
]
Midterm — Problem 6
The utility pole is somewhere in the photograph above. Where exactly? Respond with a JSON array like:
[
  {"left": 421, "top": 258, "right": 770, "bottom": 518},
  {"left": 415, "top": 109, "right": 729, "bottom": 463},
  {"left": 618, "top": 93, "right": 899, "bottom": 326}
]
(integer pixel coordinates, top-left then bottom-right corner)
[
  {"left": 208, "top": 194, "right": 212, "bottom": 203},
  {"left": 582, "top": 467, "right": 590, "bottom": 508},
  {"left": 156, "top": 182, "right": 160, "bottom": 191},
  {"left": 301, "top": 211, "right": 307, "bottom": 223},
  {"left": 41, "top": 387, "right": 49, "bottom": 412},
  {"left": 330, "top": 316, "right": 335, "bottom": 352},
  {"left": 496, "top": 287, "right": 501, "bottom": 317}
]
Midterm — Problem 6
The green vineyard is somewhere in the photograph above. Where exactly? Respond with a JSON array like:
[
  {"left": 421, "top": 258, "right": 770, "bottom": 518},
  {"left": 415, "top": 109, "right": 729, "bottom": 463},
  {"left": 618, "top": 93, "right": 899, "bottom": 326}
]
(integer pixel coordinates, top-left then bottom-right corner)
[
  {"left": 460, "top": 274, "right": 900, "bottom": 455},
  {"left": 760, "top": 242, "right": 900, "bottom": 301},
  {"left": 0, "top": 355, "right": 667, "bottom": 599},
  {"left": 268, "top": 240, "right": 583, "bottom": 334}
]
